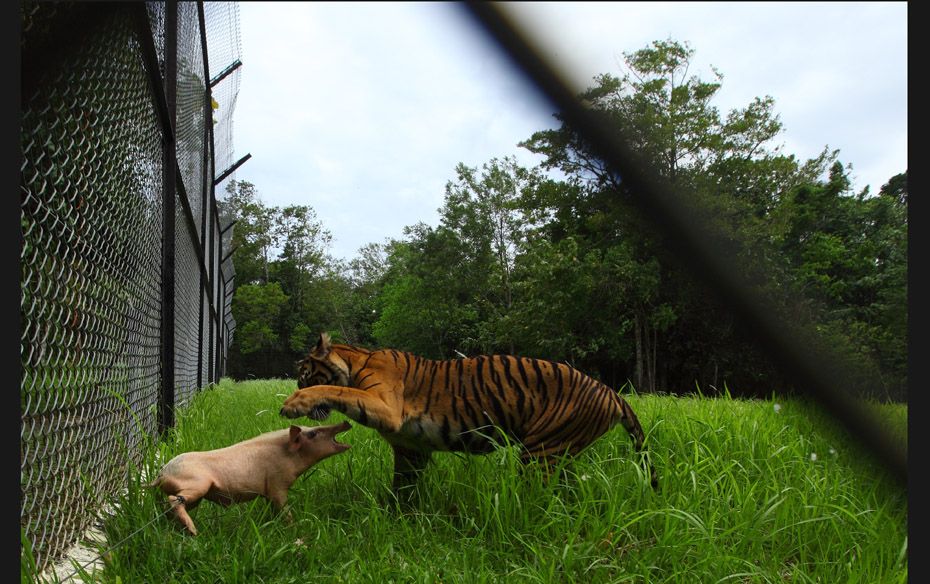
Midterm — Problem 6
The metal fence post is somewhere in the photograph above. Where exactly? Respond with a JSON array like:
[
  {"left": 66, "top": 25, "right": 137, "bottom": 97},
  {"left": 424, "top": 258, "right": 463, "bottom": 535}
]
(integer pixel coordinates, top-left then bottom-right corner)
[
  {"left": 159, "top": 0, "right": 178, "bottom": 434},
  {"left": 196, "top": 0, "right": 210, "bottom": 389}
]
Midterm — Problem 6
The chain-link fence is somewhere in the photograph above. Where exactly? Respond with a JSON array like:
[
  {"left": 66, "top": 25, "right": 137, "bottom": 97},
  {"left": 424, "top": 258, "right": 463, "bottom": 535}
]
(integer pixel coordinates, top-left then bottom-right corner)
[{"left": 20, "top": 1, "right": 241, "bottom": 572}]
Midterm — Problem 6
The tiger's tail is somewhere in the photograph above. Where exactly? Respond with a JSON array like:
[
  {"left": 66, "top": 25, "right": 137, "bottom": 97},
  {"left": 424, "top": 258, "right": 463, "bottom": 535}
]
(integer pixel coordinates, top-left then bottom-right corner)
[{"left": 617, "top": 395, "right": 659, "bottom": 490}]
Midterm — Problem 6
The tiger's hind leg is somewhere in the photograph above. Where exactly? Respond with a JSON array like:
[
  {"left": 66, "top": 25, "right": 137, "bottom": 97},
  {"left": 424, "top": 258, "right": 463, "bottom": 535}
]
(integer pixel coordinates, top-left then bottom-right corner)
[
  {"left": 517, "top": 449, "right": 572, "bottom": 484},
  {"left": 515, "top": 453, "right": 586, "bottom": 505},
  {"left": 389, "top": 445, "right": 433, "bottom": 506}
]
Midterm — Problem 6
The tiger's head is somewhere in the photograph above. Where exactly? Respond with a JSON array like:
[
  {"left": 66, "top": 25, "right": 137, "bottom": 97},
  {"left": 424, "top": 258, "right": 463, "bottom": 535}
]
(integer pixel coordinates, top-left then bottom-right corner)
[
  {"left": 296, "top": 333, "right": 352, "bottom": 388},
  {"left": 295, "top": 334, "right": 352, "bottom": 420}
]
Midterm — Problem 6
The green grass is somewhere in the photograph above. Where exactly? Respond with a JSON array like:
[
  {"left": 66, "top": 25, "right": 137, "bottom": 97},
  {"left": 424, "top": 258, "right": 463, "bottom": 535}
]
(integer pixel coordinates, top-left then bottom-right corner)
[{"left": 32, "top": 379, "right": 907, "bottom": 583}]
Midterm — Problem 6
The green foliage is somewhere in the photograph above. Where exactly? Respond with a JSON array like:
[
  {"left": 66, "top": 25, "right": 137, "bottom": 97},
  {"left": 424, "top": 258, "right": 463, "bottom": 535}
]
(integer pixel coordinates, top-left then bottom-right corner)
[
  {"left": 232, "top": 282, "right": 287, "bottom": 325},
  {"left": 512, "top": 37, "right": 904, "bottom": 397},
  {"left": 771, "top": 167, "right": 908, "bottom": 394},
  {"left": 289, "top": 322, "right": 313, "bottom": 354},
  {"left": 222, "top": 181, "right": 346, "bottom": 378},
  {"left": 220, "top": 180, "right": 276, "bottom": 285},
  {"left": 371, "top": 158, "right": 545, "bottom": 357},
  {"left": 372, "top": 225, "right": 480, "bottom": 357},
  {"left": 221, "top": 38, "right": 906, "bottom": 400},
  {"left": 230, "top": 282, "right": 287, "bottom": 354}
]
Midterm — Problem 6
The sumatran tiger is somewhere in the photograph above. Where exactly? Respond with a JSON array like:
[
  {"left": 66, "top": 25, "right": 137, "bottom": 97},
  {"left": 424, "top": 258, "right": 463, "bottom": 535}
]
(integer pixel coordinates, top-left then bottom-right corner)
[{"left": 279, "top": 333, "right": 658, "bottom": 495}]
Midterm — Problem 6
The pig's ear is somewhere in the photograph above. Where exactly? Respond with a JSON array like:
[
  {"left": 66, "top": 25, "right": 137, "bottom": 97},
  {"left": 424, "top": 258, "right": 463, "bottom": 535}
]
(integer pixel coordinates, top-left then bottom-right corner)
[
  {"left": 310, "top": 333, "right": 332, "bottom": 359},
  {"left": 289, "top": 426, "right": 302, "bottom": 451}
]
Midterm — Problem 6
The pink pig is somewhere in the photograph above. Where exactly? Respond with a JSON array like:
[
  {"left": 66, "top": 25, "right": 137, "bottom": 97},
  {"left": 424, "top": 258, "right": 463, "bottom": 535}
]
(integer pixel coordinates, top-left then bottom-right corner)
[{"left": 148, "top": 421, "right": 351, "bottom": 535}]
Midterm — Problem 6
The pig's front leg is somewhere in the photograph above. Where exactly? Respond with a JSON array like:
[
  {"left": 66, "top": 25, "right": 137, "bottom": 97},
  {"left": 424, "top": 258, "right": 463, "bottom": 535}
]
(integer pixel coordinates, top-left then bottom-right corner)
[
  {"left": 279, "top": 384, "right": 403, "bottom": 433},
  {"left": 266, "top": 488, "right": 294, "bottom": 524}
]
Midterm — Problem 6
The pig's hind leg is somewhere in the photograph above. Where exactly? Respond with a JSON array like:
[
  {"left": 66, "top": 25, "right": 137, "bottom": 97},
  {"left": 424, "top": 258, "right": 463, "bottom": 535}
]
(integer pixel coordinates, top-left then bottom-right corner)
[
  {"left": 166, "top": 484, "right": 209, "bottom": 536},
  {"left": 170, "top": 497, "right": 199, "bottom": 536}
]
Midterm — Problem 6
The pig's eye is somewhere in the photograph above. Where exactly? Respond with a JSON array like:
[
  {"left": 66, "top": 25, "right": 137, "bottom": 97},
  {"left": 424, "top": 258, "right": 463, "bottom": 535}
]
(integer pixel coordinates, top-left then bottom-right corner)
[{"left": 305, "top": 431, "right": 317, "bottom": 439}]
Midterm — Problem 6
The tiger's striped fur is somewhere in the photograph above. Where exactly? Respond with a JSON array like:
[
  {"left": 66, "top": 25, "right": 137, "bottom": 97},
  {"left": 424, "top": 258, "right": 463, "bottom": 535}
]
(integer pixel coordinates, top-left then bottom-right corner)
[{"left": 280, "top": 333, "right": 658, "bottom": 492}]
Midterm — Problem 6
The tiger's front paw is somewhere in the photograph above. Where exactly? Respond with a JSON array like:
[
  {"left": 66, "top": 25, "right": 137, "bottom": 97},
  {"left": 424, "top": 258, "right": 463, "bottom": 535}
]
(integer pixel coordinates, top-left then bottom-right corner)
[
  {"left": 279, "top": 404, "right": 304, "bottom": 419},
  {"left": 279, "top": 390, "right": 331, "bottom": 420},
  {"left": 279, "top": 390, "right": 310, "bottom": 418}
]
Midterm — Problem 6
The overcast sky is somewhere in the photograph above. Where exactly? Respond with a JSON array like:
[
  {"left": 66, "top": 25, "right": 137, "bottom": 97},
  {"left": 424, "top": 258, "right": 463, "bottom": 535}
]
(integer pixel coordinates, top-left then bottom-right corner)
[{"left": 231, "top": 2, "right": 907, "bottom": 262}]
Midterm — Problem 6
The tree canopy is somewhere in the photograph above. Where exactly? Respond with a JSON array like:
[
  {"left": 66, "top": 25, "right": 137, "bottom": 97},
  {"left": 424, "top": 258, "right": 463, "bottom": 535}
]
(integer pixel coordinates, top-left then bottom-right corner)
[{"left": 222, "top": 39, "right": 906, "bottom": 400}]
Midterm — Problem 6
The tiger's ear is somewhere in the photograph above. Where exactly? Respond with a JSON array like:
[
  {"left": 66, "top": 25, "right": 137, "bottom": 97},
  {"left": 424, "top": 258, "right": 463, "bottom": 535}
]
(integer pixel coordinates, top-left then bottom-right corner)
[{"left": 310, "top": 332, "right": 332, "bottom": 359}]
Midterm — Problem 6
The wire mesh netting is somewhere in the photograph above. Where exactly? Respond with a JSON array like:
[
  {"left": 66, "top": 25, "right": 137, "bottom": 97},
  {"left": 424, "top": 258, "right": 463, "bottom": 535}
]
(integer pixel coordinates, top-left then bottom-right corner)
[
  {"left": 145, "top": 2, "right": 166, "bottom": 76},
  {"left": 174, "top": 196, "right": 202, "bottom": 408},
  {"left": 204, "top": 1, "right": 241, "bottom": 190},
  {"left": 205, "top": 0, "right": 240, "bottom": 344},
  {"left": 21, "top": 1, "right": 241, "bottom": 573},
  {"left": 176, "top": 0, "right": 206, "bottom": 238},
  {"left": 21, "top": 4, "right": 165, "bottom": 571}
]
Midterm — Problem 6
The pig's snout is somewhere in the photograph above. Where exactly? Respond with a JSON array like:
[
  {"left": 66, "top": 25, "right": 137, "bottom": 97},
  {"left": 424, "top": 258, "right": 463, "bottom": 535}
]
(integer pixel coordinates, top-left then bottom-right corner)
[
  {"left": 308, "top": 420, "right": 352, "bottom": 453},
  {"left": 327, "top": 421, "right": 352, "bottom": 452}
]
